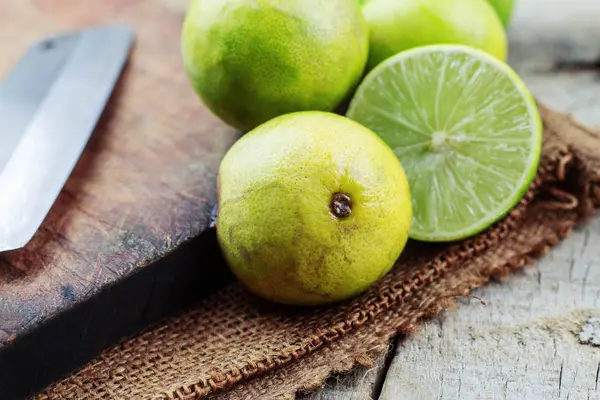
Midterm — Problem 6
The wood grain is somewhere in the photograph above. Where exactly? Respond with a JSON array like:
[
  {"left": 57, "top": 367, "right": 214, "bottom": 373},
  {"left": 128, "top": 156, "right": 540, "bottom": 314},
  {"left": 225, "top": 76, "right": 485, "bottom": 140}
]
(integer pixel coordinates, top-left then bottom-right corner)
[
  {"left": 0, "top": 0, "right": 239, "bottom": 398},
  {"left": 307, "top": 0, "right": 600, "bottom": 398},
  {"left": 380, "top": 220, "right": 600, "bottom": 399},
  {"left": 0, "top": 0, "right": 233, "bottom": 336}
]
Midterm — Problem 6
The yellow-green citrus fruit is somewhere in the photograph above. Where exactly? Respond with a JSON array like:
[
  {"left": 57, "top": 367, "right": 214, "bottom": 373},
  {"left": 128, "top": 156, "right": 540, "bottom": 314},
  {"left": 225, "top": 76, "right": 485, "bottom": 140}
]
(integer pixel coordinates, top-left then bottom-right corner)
[
  {"left": 362, "top": 0, "right": 507, "bottom": 71},
  {"left": 216, "top": 111, "right": 412, "bottom": 306},
  {"left": 486, "top": 0, "right": 516, "bottom": 26},
  {"left": 181, "top": 0, "right": 370, "bottom": 132}
]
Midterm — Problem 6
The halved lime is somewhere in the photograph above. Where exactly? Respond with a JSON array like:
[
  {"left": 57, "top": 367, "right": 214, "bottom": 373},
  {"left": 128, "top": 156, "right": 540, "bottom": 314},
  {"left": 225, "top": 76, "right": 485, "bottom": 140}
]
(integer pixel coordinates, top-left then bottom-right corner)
[{"left": 346, "top": 44, "right": 542, "bottom": 242}]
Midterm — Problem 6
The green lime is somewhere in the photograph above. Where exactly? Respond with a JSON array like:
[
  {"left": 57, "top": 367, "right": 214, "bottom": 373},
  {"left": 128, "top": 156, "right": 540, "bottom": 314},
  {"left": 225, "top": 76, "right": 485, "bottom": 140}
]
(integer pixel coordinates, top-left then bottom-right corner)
[
  {"left": 346, "top": 45, "right": 542, "bottom": 242},
  {"left": 486, "top": 0, "right": 516, "bottom": 26},
  {"left": 362, "top": 0, "right": 507, "bottom": 71},
  {"left": 181, "top": 0, "right": 369, "bottom": 132},
  {"left": 217, "top": 111, "right": 412, "bottom": 306}
]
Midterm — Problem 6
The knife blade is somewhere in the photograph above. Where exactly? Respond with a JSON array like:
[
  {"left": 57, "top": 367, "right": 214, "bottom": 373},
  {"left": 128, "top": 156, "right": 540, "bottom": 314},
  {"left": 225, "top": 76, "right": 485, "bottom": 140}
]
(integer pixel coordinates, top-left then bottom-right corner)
[
  {"left": 0, "top": 32, "right": 78, "bottom": 173},
  {"left": 0, "top": 25, "right": 134, "bottom": 252}
]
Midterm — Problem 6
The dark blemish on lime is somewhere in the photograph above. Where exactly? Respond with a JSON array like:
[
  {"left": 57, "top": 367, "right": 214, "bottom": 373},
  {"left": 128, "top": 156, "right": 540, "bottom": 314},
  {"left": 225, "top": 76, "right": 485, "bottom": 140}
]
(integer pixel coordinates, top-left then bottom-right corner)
[
  {"left": 61, "top": 284, "right": 76, "bottom": 303},
  {"left": 330, "top": 192, "right": 352, "bottom": 219}
]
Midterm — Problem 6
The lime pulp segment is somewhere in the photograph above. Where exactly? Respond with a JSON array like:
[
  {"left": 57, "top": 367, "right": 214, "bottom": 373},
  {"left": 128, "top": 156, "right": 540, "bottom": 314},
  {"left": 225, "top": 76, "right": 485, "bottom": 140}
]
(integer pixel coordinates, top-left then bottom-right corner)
[{"left": 346, "top": 45, "right": 542, "bottom": 242}]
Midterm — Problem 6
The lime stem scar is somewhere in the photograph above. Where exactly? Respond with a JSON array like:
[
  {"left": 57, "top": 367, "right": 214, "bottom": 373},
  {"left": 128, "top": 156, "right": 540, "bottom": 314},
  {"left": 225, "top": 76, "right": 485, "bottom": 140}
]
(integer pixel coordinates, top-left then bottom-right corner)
[{"left": 330, "top": 193, "right": 352, "bottom": 218}]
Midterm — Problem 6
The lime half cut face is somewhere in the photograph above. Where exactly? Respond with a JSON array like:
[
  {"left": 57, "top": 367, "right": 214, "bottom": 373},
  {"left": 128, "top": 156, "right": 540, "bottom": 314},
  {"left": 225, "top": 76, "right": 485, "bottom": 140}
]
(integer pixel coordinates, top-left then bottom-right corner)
[{"left": 347, "top": 45, "right": 542, "bottom": 242}]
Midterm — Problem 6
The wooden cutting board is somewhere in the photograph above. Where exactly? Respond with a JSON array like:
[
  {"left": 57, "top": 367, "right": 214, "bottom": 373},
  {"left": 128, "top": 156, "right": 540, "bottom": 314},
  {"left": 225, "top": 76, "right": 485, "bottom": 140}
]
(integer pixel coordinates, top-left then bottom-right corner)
[{"left": 0, "top": 1, "right": 238, "bottom": 398}]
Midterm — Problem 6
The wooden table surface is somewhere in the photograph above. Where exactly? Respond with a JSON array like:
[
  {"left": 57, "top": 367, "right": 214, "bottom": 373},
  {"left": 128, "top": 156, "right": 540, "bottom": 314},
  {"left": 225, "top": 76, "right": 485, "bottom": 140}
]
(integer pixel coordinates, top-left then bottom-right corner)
[{"left": 301, "top": 0, "right": 600, "bottom": 399}]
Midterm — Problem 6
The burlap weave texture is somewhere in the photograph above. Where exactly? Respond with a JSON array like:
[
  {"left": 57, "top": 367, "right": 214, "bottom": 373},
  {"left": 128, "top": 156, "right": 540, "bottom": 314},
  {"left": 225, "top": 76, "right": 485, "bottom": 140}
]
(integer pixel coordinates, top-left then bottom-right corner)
[{"left": 38, "top": 103, "right": 600, "bottom": 399}]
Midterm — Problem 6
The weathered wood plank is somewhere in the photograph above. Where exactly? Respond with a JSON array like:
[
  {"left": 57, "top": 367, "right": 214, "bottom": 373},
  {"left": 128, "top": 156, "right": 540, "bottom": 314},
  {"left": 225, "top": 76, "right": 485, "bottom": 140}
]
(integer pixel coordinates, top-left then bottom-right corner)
[
  {"left": 378, "top": 1, "right": 600, "bottom": 398},
  {"left": 507, "top": 0, "right": 600, "bottom": 71},
  {"left": 507, "top": 0, "right": 600, "bottom": 126},
  {"left": 380, "top": 219, "right": 600, "bottom": 399}
]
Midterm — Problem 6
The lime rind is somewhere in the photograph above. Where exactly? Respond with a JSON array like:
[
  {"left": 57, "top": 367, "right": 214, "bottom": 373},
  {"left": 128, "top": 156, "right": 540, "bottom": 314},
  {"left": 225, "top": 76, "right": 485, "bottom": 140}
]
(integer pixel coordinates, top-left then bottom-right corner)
[{"left": 347, "top": 44, "right": 542, "bottom": 242}]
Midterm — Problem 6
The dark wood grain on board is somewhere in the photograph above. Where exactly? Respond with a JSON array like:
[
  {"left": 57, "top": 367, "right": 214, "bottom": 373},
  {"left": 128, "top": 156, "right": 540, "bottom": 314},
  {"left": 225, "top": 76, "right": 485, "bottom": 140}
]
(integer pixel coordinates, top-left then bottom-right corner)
[{"left": 0, "top": 1, "right": 238, "bottom": 398}]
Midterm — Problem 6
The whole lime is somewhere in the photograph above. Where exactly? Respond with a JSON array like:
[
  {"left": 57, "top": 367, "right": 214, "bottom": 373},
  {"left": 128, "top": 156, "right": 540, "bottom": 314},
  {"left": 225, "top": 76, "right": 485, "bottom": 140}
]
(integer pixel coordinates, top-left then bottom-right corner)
[
  {"left": 216, "top": 111, "right": 412, "bottom": 306},
  {"left": 362, "top": 0, "right": 507, "bottom": 71},
  {"left": 181, "top": 0, "right": 370, "bottom": 132},
  {"left": 486, "top": 0, "right": 516, "bottom": 26}
]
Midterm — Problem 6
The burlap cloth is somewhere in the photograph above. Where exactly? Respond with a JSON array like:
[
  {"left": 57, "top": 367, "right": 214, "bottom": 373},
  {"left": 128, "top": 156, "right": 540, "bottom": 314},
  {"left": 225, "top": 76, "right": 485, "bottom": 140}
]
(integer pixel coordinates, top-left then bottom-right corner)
[{"left": 37, "top": 103, "right": 600, "bottom": 399}]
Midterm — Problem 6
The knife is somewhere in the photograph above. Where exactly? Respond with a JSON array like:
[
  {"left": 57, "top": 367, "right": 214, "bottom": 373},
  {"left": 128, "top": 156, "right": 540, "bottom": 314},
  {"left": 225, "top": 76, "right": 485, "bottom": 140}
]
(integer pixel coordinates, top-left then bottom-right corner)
[{"left": 0, "top": 25, "right": 134, "bottom": 252}]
